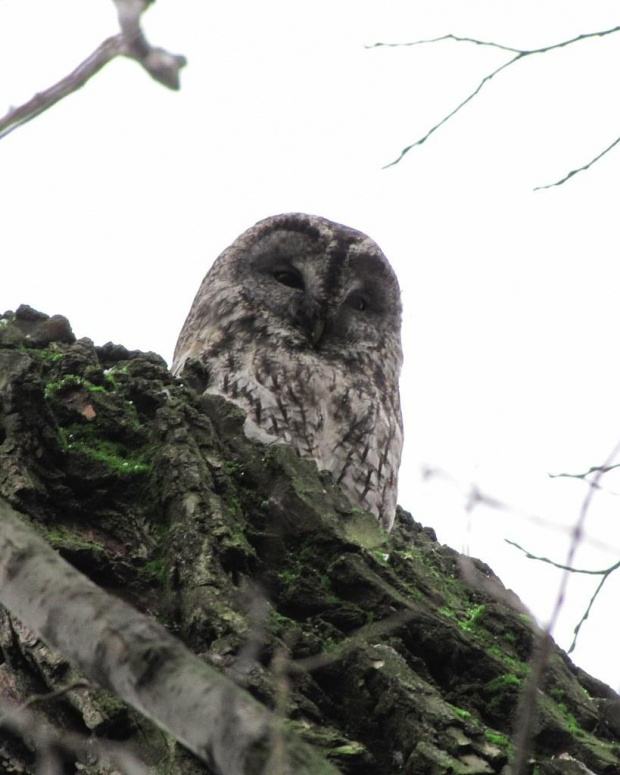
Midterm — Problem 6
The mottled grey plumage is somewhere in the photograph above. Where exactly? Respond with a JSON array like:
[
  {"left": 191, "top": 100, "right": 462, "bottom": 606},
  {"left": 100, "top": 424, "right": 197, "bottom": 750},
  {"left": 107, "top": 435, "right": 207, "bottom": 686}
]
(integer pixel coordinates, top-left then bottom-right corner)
[{"left": 172, "top": 213, "right": 403, "bottom": 530}]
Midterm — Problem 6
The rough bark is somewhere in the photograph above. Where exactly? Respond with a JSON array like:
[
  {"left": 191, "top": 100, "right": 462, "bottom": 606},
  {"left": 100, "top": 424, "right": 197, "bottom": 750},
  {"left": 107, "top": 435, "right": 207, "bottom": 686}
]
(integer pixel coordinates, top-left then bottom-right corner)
[
  {"left": 0, "top": 499, "right": 338, "bottom": 775},
  {"left": 1, "top": 304, "right": 619, "bottom": 775}
]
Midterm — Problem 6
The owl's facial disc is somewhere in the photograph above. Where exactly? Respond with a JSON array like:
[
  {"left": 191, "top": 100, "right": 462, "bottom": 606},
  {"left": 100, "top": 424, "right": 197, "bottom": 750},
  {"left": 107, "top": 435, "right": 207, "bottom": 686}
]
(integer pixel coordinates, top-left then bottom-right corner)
[{"left": 242, "top": 225, "right": 400, "bottom": 351}]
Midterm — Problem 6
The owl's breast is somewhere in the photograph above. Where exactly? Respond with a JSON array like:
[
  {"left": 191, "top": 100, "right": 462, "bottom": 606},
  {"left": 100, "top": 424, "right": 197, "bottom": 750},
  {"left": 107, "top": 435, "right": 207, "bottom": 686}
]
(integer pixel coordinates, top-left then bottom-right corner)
[{"left": 208, "top": 344, "right": 402, "bottom": 529}]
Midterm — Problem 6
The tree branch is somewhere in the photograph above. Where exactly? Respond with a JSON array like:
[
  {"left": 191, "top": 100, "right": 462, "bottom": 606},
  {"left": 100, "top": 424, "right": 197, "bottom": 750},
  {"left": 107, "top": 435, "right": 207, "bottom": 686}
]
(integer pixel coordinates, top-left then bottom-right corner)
[
  {"left": 0, "top": 498, "right": 339, "bottom": 775},
  {"left": 506, "top": 537, "right": 620, "bottom": 654},
  {"left": 421, "top": 464, "right": 620, "bottom": 554},
  {"left": 381, "top": 54, "right": 519, "bottom": 169},
  {"left": 549, "top": 462, "right": 620, "bottom": 481},
  {"left": 509, "top": 439, "right": 620, "bottom": 775},
  {"left": 372, "top": 25, "right": 620, "bottom": 188},
  {"left": 0, "top": 0, "right": 186, "bottom": 141},
  {"left": 534, "top": 133, "right": 620, "bottom": 190},
  {"left": 0, "top": 699, "right": 148, "bottom": 775}
]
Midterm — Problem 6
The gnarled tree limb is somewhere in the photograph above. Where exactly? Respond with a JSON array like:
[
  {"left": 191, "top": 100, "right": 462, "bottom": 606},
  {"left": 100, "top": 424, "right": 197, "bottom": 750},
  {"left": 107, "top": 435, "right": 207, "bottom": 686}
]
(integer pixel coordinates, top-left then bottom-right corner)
[{"left": 0, "top": 498, "right": 339, "bottom": 775}]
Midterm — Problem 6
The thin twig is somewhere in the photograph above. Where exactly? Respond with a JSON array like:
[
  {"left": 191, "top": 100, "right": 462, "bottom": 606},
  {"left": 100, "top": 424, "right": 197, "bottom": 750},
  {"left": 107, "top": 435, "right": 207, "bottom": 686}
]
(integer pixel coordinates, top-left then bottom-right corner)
[
  {"left": 367, "top": 33, "right": 521, "bottom": 53},
  {"left": 534, "top": 134, "right": 620, "bottom": 190},
  {"left": 422, "top": 464, "right": 620, "bottom": 555},
  {"left": 568, "top": 573, "right": 609, "bottom": 653},
  {"left": 0, "top": 699, "right": 149, "bottom": 775},
  {"left": 372, "top": 25, "right": 620, "bottom": 188},
  {"left": 509, "top": 440, "right": 620, "bottom": 775},
  {"left": 506, "top": 538, "right": 620, "bottom": 653},
  {"left": 548, "top": 462, "right": 620, "bottom": 497},
  {"left": 506, "top": 539, "right": 620, "bottom": 575},
  {"left": 0, "top": 680, "right": 90, "bottom": 727},
  {"left": 367, "top": 28, "right": 620, "bottom": 56},
  {"left": 549, "top": 462, "right": 620, "bottom": 481},
  {"left": 381, "top": 54, "right": 520, "bottom": 169},
  {"left": 295, "top": 609, "right": 416, "bottom": 672}
]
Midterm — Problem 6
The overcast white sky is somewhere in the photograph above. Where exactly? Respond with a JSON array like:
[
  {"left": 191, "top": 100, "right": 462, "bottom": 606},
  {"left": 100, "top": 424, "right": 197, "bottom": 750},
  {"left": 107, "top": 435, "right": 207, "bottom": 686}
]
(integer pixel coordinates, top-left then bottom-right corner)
[{"left": 2, "top": 1, "right": 620, "bottom": 688}]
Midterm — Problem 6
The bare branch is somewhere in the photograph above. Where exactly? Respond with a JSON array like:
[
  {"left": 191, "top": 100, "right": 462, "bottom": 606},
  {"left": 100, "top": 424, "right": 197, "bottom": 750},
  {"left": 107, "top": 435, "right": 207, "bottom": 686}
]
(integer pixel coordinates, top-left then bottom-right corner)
[
  {"left": 373, "top": 25, "right": 620, "bottom": 187},
  {"left": 509, "top": 440, "right": 620, "bottom": 775},
  {"left": 534, "top": 133, "right": 620, "bottom": 190},
  {"left": 382, "top": 55, "right": 519, "bottom": 169},
  {"left": 0, "top": 700, "right": 149, "bottom": 775},
  {"left": 506, "top": 538, "right": 620, "bottom": 577},
  {"left": 112, "top": 0, "right": 187, "bottom": 89},
  {"left": 295, "top": 609, "right": 417, "bottom": 672},
  {"left": 367, "top": 33, "right": 522, "bottom": 54},
  {"left": 568, "top": 573, "right": 609, "bottom": 654},
  {"left": 0, "top": 0, "right": 186, "bottom": 141},
  {"left": 0, "top": 36, "right": 123, "bottom": 140},
  {"left": 0, "top": 681, "right": 90, "bottom": 726},
  {"left": 421, "top": 464, "right": 620, "bottom": 555},
  {"left": 549, "top": 462, "right": 620, "bottom": 481},
  {"left": 506, "top": 538, "right": 620, "bottom": 654},
  {"left": 369, "top": 26, "right": 620, "bottom": 55},
  {"left": 548, "top": 461, "right": 620, "bottom": 499}
]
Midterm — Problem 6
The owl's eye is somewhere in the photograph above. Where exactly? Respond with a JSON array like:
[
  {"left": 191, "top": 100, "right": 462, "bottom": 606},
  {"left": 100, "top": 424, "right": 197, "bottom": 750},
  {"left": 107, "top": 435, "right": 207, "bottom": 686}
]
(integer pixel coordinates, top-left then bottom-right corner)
[
  {"left": 273, "top": 269, "right": 305, "bottom": 291},
  {"left": 346, "top": 293, "right": 369, "bottom": 312}
]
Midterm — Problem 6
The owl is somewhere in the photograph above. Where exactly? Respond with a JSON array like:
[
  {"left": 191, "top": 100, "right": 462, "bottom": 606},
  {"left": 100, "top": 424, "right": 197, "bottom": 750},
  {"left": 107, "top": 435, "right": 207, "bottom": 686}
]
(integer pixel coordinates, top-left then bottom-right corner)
[{"left": 172, "top": 213, "right": 403, "bottom": 531}]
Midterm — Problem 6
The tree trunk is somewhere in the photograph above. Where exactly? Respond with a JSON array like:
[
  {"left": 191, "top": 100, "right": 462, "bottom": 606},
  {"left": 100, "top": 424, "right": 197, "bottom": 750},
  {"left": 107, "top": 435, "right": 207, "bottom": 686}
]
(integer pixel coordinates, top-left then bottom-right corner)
[{"left": 0, "top": 304, "right": 618, "bottom": 775}]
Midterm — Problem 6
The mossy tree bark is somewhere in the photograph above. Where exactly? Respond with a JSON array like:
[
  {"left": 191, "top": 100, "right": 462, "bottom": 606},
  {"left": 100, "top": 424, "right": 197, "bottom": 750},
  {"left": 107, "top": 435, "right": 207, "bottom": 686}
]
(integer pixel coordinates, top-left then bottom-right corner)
[{"left": 1, "top": 305, "right": 619, "bottom": 775}]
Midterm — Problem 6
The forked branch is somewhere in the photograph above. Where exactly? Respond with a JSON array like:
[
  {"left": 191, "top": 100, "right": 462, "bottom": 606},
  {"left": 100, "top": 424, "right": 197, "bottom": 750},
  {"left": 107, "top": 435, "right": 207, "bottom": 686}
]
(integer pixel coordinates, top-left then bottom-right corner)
[
  {"left": 0, "top": 0, "right": 186, "bottom": 141},
  {"left": 370, "top": 26, "right": 620, "bottom": 189}
]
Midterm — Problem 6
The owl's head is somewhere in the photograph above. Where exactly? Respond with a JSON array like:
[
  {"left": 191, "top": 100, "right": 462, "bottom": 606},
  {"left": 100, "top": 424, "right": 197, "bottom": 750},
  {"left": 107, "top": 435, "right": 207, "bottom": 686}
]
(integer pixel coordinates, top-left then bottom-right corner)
[{"left": 174, "top": 213, "right": 402, "bottom": 375}]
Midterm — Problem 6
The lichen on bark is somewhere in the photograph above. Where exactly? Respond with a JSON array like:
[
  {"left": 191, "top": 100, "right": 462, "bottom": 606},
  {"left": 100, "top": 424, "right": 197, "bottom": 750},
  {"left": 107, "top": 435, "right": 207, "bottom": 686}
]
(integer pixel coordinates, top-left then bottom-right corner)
[{"left": 1, "top": 304, "right": 619, "bottom": 775}]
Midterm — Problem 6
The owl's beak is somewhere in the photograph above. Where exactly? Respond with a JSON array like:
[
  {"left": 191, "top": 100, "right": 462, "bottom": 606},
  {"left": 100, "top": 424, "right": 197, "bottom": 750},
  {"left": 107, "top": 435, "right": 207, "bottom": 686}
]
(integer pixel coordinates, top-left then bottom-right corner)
[{"left": 310, "top": 315, "right": 326, "bottom": 348}]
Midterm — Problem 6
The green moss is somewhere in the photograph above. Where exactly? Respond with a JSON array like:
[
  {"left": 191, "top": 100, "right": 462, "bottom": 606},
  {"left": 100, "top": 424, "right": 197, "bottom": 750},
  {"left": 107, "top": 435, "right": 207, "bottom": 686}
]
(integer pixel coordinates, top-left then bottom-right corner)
[
  {"left": 18, "top": 345, "right": 63, "bottom": 361},
  {"left": 59, "top": 428, "right": 150, "bottom": 476},
  {"left": 143, "top": 558, "right": 166, "bottom": 583},
  {"left": 149, "top": 522, "right": 171, "bottom": 539},
  {"left": 269, "top": 609, "right": 297, "bottom": 629},
  {"left": 320, "top": 636, "right": 340, "bottom": 653},
  {"left": 488, "top": 645, "right": 530, "bottom": 676},
  {"left": 105, "top": 364, "right": 130, "bottom": 375},
  {"left": 92, "top": 689, "right": 129, "bottom": 717},
  {"left": 556, "top": 702, "right": 580, "bottom": 734},
  {"left": 484, "top": 729, "right": 512, "bottom": 752},
  {"left": 567, "top": 729, "right": 620, "bottom": 765},
  {"left": 450, "top": 705, "right": 472, "bottom": 720},
  {"left": 221, "top": 459, "right": 245, "bottom": 476},
  {"left": 438, "top": 606, "right": 459, "bottom": 621},
  {"left": 46, "top": 527, "right": 105, "bottom": 553},
  {"left": 370, "top": 548, "right": 390, "bottom": 566},
  {"left": 459, "top": 604, "right": 486, "bottom": 632},
  {"left": 484, "top": 674, "right": 522, "bottom": 693},
  {"left": 44, "top": 373, "right": 108, "bottom": 399},
  {"left": 286, "top": 720, "right": 368, "bottom": 764},
  {"left": 280, "top": 568, "right": 301, "bottom": 586},
  {"left": 103, "top": 364, "right": 130, "bottom": 388},
  {"left": 329, "top": 743, "right": 366, "bottom": 756}
]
